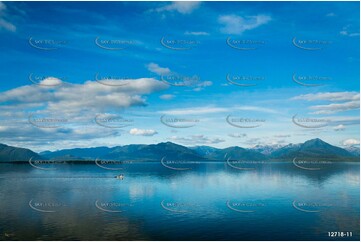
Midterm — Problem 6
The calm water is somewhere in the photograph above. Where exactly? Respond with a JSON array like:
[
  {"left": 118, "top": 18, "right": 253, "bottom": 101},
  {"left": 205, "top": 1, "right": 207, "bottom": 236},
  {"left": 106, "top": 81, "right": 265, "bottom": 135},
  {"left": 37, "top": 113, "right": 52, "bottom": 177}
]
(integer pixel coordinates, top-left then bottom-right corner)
[{"left": 0, "top": 162, "right": 359, "bottom": 241}]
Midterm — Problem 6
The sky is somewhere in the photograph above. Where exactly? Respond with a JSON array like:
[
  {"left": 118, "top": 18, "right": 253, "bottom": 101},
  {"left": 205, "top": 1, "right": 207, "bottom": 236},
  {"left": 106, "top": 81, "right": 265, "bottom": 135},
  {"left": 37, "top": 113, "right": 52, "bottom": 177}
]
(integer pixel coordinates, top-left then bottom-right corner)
[{"left": 0, "top": 1, "right": 359, "bottom": 152}]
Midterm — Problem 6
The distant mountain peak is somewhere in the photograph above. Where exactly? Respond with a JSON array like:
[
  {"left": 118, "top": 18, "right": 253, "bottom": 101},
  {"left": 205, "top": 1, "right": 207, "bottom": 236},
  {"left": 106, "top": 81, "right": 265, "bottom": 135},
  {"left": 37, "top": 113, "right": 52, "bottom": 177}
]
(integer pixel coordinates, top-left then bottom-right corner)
[
  {"left": 302, "top": 138, "right": 331, "bottom": 148},
  {"left": 305, "top": 138, "right": 325, "bottom": 144},
  {"left": 252, "top": 144, "right": 283, "bottom": 155}
]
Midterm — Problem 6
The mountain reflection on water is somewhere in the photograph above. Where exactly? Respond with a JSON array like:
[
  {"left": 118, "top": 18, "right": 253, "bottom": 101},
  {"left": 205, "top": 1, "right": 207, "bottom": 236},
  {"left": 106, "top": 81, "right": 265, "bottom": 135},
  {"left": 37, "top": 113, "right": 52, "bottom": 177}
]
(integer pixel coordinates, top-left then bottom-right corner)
[{"left": 0, "top": 162, "right": 359, "bottom": 241}]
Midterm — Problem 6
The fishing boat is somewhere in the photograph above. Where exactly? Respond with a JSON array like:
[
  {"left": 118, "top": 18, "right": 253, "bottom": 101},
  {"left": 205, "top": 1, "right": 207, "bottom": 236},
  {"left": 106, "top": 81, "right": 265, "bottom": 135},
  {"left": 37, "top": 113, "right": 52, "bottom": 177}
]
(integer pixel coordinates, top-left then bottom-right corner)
[{"left": 115, "top": 174, "right": 124, "bottom": 180}]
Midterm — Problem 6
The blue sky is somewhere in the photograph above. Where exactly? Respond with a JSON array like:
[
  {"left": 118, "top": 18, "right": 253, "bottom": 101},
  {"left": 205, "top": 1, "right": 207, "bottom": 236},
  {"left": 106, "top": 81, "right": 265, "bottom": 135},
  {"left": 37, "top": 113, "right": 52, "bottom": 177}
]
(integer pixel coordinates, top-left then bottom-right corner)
[{"left": 0, "top": 1, "right": 359, "bottom": 152}]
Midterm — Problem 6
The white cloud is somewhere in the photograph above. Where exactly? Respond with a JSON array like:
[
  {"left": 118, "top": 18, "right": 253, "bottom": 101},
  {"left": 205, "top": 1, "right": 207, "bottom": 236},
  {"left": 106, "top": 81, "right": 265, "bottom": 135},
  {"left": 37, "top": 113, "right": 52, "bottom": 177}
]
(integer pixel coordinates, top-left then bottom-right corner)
[
  {"left": 310, "top": 100, "right": 360, "bottom": 114},
  {"left": 235, "top": 106, "right": 279, "bottom": 114},
  {"left": 154, "top": 1, "right": 201, "bottom": 14},
  {"left": 0, "top": 19, "right": 16, "bottom": 32},
  {"left": 293, "top": 92, "right": 359, "bottom": 102},
  {"left": 40, "top": 77, "right": 63, "bottom": 86},
  {"left": 340, "top": 31, "right": 359, "bottom": 37},
  {"left": 160, "top": 106, "right": 229, "bottom": 115},
  {"left": 159, "top": 105, "right": 277, "bottom": 115},
  {"left": 0, "top": 2, "right": 16, "bottom": 32},
  {"left": 197, "top": 80, "right": 213, "bottom": 87},
  {"left": 146, "top": 63, "right": 212, "bottom": 91},
  {"left": 293, "top": 92, "right": 360, "bottom": 114},
  {"left": 274, "top": 134, "right": 291, "bottom": 138},
  {"left": 340, "top": 25, "right": 359, "bottom": 37},
  {"left": 326, "top": 116, "right": 360, "bottom": 126},
  {"left": 333, "top": 124, "right": 345, "bottom": 131},
  {"left": 342, "top": 139, "right": 360, "bottom": 146},
  {"left": 146, "top": 63, "right": 171, "bottom": 75},
  {"left": 218, "top": 14, "right": 271, "bottom": 34},
  {"left": 159, "top": 94, "right": 175, "bottom": 100},
  {"left": 129, "top": 128, "right": 157, "bottom": 136},
  {"left": 228, "top": 133, "right": 247, "bottom": 138},
  {"left": 244, "top": 137, "right": 261, "bottom": 145},
  {"left": 193, "top": 80, "right": 213, "bottom": 91},
  {"left": 0, "top": 78, "right": 168, "bottom": 116},
  {"left": 0, "top": 123, "right": 124, "bottom": 151},
  {"left": 170, "top": 135, "right": 224, "bottom": 145},
  {"left": 184, "top": 31, "right": 209, "bottom": 36},
  {"left": 340, "top": 30, "right": 348, "bottom": 35},
  {"left": 348, "top": 33, "right": 359, "bottom": 37},
  {"left": 326, "top": 12, "right": 336, "bottom": 17}
]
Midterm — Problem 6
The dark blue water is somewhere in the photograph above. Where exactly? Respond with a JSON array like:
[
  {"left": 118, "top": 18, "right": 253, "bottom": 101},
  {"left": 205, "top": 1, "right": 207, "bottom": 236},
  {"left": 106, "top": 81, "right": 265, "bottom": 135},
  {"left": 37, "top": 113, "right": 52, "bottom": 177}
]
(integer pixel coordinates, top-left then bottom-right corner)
[{"left": 0, "top": 162, "right": 359, "bottom": 240}]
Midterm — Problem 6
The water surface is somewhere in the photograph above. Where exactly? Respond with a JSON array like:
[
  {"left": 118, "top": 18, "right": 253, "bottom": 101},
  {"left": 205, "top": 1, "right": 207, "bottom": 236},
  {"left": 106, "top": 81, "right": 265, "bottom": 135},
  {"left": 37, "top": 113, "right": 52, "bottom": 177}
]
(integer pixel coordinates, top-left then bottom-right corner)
[{"left": 0, "top": 162, "right": 359, "bottom": 241}]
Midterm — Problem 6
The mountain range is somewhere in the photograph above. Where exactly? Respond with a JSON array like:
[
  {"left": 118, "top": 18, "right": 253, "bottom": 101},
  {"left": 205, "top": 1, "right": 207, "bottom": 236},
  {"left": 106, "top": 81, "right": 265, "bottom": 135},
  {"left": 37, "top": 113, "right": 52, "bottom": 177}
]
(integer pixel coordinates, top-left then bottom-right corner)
[
  {"left": 0, "top": 143, "right": 42, "bottom": 162},
  {"left": 0, "top": 138, "right": 359, "bottom": 162}
]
